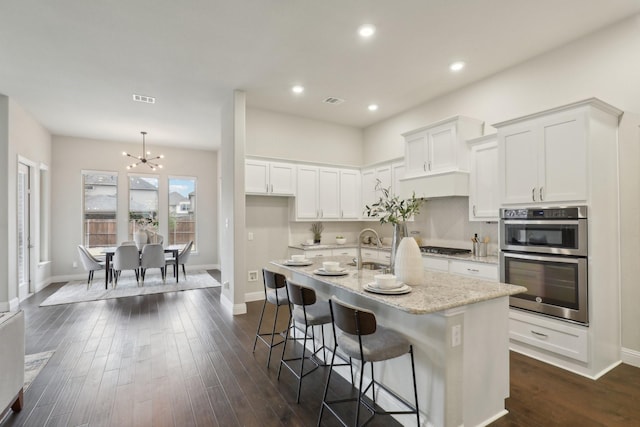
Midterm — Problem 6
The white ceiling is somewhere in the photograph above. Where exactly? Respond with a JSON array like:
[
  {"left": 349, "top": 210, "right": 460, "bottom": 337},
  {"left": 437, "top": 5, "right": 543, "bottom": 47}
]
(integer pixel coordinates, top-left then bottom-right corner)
[{"left": 2, "top": 0, "right": 640, "bottom": 150}]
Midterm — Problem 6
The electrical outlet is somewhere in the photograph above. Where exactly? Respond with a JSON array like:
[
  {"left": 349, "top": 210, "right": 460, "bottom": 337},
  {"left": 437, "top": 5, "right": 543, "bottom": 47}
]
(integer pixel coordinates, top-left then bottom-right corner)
[
  {"left": 72, "top": 261, "right": 78, "bottom": 268},
  {"left": 451, "top": 324, "right": 462, "bottom": 347},
  {"left": 223, "top": 281, "right": 230, "bottom": 289},
  {"left": 248, "top": 270, "right": 258, "bottom": 282},
  {"left": 248, "top": 232, "right": 254, "bottom": 241}
]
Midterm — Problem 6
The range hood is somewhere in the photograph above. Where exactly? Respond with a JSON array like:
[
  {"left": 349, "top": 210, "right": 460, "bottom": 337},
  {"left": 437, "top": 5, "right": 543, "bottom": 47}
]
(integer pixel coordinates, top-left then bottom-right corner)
[{"left": 398, "top": 171, "right": 469, "bottom": 199}]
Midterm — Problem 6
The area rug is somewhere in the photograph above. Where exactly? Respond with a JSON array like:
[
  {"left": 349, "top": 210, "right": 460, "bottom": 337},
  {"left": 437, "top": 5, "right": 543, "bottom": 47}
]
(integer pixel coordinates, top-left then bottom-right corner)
[
  {"left": 40, "top": 271, "right": 220, "bottom": 307},
  {"left": 24, "top": 350, "right": 55, "bottom": 390}
]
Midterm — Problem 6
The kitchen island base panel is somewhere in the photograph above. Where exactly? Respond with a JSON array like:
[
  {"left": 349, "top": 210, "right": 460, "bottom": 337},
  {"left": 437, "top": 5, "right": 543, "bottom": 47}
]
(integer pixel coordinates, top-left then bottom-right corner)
[{"left": 282, "top": 268, "right": 510, "bottom": 427}]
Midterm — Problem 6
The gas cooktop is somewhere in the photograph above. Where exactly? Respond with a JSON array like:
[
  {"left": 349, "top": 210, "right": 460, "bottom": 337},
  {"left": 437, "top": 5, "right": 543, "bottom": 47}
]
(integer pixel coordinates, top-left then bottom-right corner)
[{"left": 419, "top": 246, "right": 471, "bottom": 255}]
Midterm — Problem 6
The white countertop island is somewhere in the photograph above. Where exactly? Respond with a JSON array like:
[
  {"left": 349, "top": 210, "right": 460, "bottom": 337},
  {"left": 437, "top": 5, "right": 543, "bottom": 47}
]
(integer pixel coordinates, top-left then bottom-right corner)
[{"left": 271, "top": 256, "right": 525, "bottom": 427}]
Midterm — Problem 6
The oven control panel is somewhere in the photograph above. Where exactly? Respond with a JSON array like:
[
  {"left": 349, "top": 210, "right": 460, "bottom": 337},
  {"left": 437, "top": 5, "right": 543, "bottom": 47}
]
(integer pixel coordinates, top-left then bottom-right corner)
[{"left": 501, "top": 206, "right": 587, "bottom": 219}]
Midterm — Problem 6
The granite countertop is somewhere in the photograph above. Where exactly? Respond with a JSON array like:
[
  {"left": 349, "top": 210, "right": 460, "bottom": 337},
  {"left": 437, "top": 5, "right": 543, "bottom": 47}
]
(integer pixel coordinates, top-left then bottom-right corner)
[
  {"left": 272, "top": 256, "right": 524, "bottom": 315},
  {"left": 289, "top": 243, "right": 499, "bottom": 265}
]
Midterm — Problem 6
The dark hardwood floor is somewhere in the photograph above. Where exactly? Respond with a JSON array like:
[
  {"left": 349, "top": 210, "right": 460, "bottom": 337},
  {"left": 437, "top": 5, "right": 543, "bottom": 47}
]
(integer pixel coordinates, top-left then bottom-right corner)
[{"left": 2, "top": 272, "right": 639, "bottom": 426}]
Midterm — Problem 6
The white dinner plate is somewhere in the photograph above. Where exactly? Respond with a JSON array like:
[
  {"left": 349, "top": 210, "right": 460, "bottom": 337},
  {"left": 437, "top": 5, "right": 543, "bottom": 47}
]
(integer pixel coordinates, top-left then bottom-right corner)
[
  {"left": 282, "top": 260, "right": 313, "bottom": 266},
  {"left": 313, "top": 268, "right": 349, "bottom": 276},
  {"left": 363, "top": 282, "right": 411, "bottom": 295}
]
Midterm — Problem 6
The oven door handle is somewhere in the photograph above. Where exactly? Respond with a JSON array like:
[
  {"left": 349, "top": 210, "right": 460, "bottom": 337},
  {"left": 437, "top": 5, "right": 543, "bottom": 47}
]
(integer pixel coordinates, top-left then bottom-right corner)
[
  {"left": 502, "top": 252, "right": 582, "bottom": 264},
  {"left": 502, "top": 219, "right": 582, "bottom": 226}
]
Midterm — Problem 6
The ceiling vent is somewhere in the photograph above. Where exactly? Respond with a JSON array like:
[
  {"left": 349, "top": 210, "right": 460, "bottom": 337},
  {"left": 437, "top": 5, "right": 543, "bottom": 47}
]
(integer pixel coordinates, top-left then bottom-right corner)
[
  {"left": 323, "top": 97, "right": 345, "bottom": 105},
  {"left": 132, "top": 94, "right": 156, "bottom": 104}
]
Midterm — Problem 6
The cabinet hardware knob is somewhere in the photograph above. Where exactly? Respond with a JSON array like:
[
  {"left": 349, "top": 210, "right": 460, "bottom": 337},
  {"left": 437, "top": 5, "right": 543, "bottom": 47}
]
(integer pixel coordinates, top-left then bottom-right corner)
[
  {"left": 539, "top": 187, "right": 544, "bottom": 201},
  {"left": 428, "top": 161, "right": 431, "bottom": 171},
  {"left": 423, "top": 162, "right": 426, "bottom": 172},
  {"left": 532, "top": 188, "right": 536, "bottom": 202},
  {"left": 473, "top": 205, "right": 477, "bottom": 216},
  {"left": 270, "top": 184, "right": 273, "bottom": 193},
  {"left": 467, "top": 268, "right": 479, "bottom": 273}
]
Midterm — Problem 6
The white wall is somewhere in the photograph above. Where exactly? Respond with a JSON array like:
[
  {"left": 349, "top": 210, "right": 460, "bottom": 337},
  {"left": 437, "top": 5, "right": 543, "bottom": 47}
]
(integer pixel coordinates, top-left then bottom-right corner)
[
  {"left": 51, "top": 135, "right": 218, "bottom": 279},
  {"left": 246, "top": 107, "right": 363, "bottom": 166},
  {"left": 362, "top": 15, "right": 640, "bottom": 354}
]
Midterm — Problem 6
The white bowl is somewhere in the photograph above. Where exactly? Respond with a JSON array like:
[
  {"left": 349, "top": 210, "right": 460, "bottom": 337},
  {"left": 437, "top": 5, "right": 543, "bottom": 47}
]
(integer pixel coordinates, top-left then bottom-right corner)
[
  {"left": 335, "top": 238, "right": 347, "bottom": 245},
  {"left": 374, "top": 274, "right": 398, "bottom": 290},
  {"left": 322, "top": 261, "right": 340, "bottom": 272},
  {"left": 291, "top": 254, "right": 306, "bottom": 262}
]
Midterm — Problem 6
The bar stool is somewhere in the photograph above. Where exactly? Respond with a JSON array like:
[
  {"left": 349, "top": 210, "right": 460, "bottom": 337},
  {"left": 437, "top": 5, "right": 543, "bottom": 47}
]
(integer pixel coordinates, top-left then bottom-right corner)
[
  {"left": 277, "top": 280, "right": 339, "bottom": 403},
  {"left": 252, "top": 269, "right": 291, "bottom": 367},
  {"left": 318, "top": 297, "right": 420, "bottom": 427}
]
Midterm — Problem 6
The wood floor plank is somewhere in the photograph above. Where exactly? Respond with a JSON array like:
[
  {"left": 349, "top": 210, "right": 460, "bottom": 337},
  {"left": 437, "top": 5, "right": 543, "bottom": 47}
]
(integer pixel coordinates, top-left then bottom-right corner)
[{"left": 3, "top": 272, "right": 640, "bottom": 427}]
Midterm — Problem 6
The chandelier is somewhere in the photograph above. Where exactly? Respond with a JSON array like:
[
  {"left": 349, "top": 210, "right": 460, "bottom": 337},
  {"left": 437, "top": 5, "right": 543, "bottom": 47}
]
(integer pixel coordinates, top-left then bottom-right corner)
[{"left": 123, "top": 131, "right": 164, "bottom": 170}]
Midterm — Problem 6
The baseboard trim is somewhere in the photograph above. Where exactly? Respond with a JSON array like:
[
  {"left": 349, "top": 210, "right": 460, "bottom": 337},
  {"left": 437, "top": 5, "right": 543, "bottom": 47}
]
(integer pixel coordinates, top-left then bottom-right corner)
[
  {"left": 622, "top": 347, "right": 640, "bottom": 368},
  {"left": 9, "top": 298, "right": 20, "bottom": 311},
  {"left": 220, "top": 292, "right": 247, "bottom": 315},
  {"left": 34, "top": 278, "right": 54, "bottom": 293},
  {"left": 244, "top": 291, "right": 264, "bottom": 303}
]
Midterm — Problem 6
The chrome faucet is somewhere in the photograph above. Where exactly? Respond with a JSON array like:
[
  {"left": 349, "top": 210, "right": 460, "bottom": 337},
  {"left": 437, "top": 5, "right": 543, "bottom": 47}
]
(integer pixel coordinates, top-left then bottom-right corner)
[{"left": 356, "top": 228, "right": 381, "bottom": 270}]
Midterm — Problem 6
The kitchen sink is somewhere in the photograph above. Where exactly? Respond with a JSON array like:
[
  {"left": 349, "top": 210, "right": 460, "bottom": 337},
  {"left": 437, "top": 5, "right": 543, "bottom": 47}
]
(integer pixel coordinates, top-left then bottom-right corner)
[{"left": 347, "top": 261, "right": 390, "bottom": 271}]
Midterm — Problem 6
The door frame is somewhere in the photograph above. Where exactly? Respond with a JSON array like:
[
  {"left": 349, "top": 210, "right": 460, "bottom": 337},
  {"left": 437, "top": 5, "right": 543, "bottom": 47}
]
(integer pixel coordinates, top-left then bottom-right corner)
[{"left": 17, "top": 156, "right": 37, "bottom": 299}]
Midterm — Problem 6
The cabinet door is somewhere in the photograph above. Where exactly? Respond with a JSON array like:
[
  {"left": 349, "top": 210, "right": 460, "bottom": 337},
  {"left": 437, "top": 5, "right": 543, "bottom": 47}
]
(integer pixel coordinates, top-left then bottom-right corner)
[
  {"left": 391, "top": 162, "right": 405, "bottom": 197},
  {"left": 361, "top": 168, "right": 376, "bottom": 214},
  {"left": 269, "top": 162, "right": 296, "bottom": 195},
  {"left": 245, "top": 160, "right": 269, "bottom": 194},
  {"left": 340, "top": 169, "right": 361, "bottom": 219},
  {"left": 404, "top": 132, "right": 428, "bottom": 177},
  {"left": 500, "top": 125, "right": 539, "bottom": 205},
  {"left": 376, "top": 164, "right": 392, "bottom": 197},
  {"left": 318, "top": 168, "right": 341, "bottom": 219},
  {"left": 539, "top": 112, "right": 587, "bottom": 203},
  {"left": 428, "top": 123, "right": 457, "bottom": 173},
  {"left": 469, "top": 140, "right": 499, "bottom": 221},
  {"left": 296, "top": 166, "right": 319, "bottom": 219}
]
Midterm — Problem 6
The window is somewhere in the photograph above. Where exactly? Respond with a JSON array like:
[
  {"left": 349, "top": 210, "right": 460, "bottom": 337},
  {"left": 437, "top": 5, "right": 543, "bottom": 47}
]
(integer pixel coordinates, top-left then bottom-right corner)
[
  {"left": 129, "top": 175, "right": 159, "bottom": 239},
  {"left": 83, "top": 171, "right": 117, "bottom": 248},
  {"left": 168, "top": 177, "right": 196, "bottom": 250}
]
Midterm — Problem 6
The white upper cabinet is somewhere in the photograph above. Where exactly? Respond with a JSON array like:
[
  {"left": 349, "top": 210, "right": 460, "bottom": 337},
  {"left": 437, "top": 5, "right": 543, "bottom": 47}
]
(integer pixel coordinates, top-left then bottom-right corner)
[
  {"left": 318, "top": 167, "right": 341, "bottom": 219},
  {"left": 361, "top": 160, "right": 404, "bottom": 220},
  {"left": 497, "top": 103, "right": 594, "bottom": 205},
  {"left": 339, "top": 169, "right": 361, "bottom": 219},
  {"left": 245, "top": 159, "right": 296, "bottom": 196},
  {"left": 293, "top": 165, "right": 361, "bottom": 221},
  {"left": 402, "top": 116, "right": 484, "bottom": 179},
  {"left": 295, "top": 165, "right": 320, "bottom": 219},
  {"left": 467, "top": 135, "right": 499, "bottom": 221}
]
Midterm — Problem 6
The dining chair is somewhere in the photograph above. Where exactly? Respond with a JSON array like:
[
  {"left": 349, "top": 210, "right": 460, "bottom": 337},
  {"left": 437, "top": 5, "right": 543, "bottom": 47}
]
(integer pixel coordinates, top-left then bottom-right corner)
[
  {"left": 112, "top": 245, "right": 140, "bottom": 288},
  {"left": 77, "top": 245, "right": 106, "bottom": 289},
  {"left": 120, "top": 241, "right": 136, "bottom": 246},
  {"left": 140, "top": 243, "right": 166, "bottom": 283},
  {"left": 165, "top": 240, "right": 193, "bottom": 280}
]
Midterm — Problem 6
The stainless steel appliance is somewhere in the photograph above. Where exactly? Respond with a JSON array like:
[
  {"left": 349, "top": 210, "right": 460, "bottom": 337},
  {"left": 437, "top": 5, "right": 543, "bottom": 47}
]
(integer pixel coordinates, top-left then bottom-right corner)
[{"left": 500, "top": 206, "right": 588, "bottom": 324}]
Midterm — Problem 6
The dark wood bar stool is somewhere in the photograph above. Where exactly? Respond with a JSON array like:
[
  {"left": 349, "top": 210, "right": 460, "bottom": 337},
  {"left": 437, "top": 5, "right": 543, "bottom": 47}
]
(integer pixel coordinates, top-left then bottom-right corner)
[
  {"left": 252, "top": 269, "right": 291, "bottom": 367},
  {"left": 318, "top": 296, "right": 420, "bottom": 427},
  {"left": 278, "top": 280, "right": 349, "bottom": 403}
]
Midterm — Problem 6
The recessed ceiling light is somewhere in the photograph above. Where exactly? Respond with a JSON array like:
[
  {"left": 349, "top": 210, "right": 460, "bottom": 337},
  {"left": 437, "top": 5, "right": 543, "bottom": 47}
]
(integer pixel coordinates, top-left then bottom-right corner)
[
  {"left": 368, "top": 104, "right": 379, "bottom": 111},
  {"left": 358, "top": 24, "right": 376, "bottom": 38},
  {"left": 292, "top": 85, "right": 304, "bottom": 94},
  {"left": 449, "top": 61, "right": 466, "bottom": 72}
]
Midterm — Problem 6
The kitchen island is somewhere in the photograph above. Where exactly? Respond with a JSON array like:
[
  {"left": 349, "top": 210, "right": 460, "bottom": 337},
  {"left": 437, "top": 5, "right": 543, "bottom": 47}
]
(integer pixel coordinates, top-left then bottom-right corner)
[{"left": 271, "top": 256, "right": 525, "bottom": 427}]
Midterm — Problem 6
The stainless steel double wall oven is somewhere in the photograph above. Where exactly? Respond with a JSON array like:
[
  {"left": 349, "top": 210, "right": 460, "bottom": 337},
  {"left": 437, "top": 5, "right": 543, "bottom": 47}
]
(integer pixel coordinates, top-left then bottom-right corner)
[{"left": 500, "top": 206, "right": 588, "bottom": 324}]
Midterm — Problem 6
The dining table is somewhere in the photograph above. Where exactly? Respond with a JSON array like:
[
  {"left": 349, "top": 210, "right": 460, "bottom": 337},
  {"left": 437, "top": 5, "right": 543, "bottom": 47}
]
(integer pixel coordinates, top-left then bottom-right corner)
[{"left": 91, "top": 244, "right": 183, "bottom": 289}]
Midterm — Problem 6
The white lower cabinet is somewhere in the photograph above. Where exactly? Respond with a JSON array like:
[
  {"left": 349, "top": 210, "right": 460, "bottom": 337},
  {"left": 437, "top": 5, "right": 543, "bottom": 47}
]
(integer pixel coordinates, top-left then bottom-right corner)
[
  {"left": 422, "top": 256, "right": 498, "bottom": 280},
  {"left": 332, "top": 247, "right": 357, "bottom": 257},
  {"left": 509, "top": 309, "right": 588, "bottom": 363},
  {"left": 449, "top": 260, "right": 498, "bottom": 281}
]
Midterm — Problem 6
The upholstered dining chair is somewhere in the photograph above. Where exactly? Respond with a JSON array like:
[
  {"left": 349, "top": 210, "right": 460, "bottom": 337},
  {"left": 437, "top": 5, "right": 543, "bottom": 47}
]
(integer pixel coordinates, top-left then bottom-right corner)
[
  {"left": 112, "top": 245, "right": 140, "bottom": 288},
  {"left": 77, "top": 245, "right": 106, "bottom": 289},
  {"left": 120, "top": 241, "right": 136, "bottom": 246},
  {"left": 140, "top": 243, "right": 166, "bottom": 283},
  {"left": 165, "top": 240, "right": 193, "bottom": 280}
]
